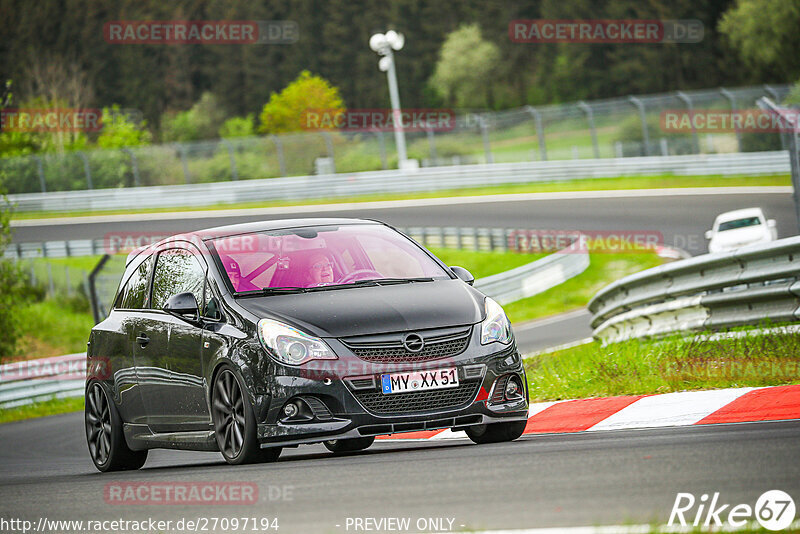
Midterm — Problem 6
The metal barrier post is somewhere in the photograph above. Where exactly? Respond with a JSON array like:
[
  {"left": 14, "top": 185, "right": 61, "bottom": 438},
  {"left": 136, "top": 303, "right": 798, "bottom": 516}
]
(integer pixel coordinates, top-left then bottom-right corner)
[
  {"left": 479, "top": 115, "right": 494, "bottom": 164},
  {"left": 676, "top": 91, "right": 700, "bottom": 154},
  {"left": 578, "top": 101, "right": 600, "bottom": 158},
  {"left": 628, "top": 96, "right": 650, "bottom": 156},
  {"left": 270, "top": 135, "right": 286, "bottom": 177},
  {"left": 222, "top": 139, "right": 239, "bottom": 181},
  {"left": 720, "top": 88, "right": 743, "bottom": 152},
  {"left": 524, "top": 106, "right": 547, "bottom": 161},
  {"left": 121, "top": 148, "right": 141, "bottom": 186},
  {"left": 373, "top": 130, "right": 387, "bottom": 170},
  {"left": 177, "top": 144, "right": 191, "bottom": 183},
  {"left": 426, "top": 127, "right": 437, "bottom": 164},
  {"left": 32, "top": 155, "right": 46, "bottom": 192},
  {"left": 78, "top": 151, "right": 93, "bottom": 189},
  {"left": 88, "top": 255, "right": 111, "bottom": 325},
  {"left": 321, "top": 132, "right": 336, "bottom": 174}
]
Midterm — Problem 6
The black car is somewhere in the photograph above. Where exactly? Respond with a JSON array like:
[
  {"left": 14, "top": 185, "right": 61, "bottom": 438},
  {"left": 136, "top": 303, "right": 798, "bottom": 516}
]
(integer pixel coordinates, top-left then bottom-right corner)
[{"left": 85, "top": 218, "right": 529, "bottom": 471}]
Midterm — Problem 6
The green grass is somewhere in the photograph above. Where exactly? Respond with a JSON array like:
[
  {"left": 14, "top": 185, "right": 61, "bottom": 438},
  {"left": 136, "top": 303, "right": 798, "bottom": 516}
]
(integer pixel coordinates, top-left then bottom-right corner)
[
  {"left": 16, "top": 298, "right": 94, "bottom": 360},
  {"left": 430, "top": 248, "right": 545, "bottom": 279},
  {"left": 10, "top": 173, "right": 789, "bottom": 220},
  {"left": 0, "top": 397, "right": 84, "bottom": 424},
  {"left": 505, "top": 251, "right": 664, "bottom": 324},
  {"left": 524, "top": 329, "right": 800, "bottom": 401}
]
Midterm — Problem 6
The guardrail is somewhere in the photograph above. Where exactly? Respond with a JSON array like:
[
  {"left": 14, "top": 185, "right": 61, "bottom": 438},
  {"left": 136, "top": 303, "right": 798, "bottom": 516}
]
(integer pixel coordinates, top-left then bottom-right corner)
[
  {"left": 475, "top": 245, "right": 589, "bottom": 305},
  {"left": 7, "top": 151, "right": 790, "bottom": 213},
  {"left": 588, "top": 236, "right": 800, "bottom": 344},
  {"left": 0, "top": 353, "right": 86, "bottom": 408}
]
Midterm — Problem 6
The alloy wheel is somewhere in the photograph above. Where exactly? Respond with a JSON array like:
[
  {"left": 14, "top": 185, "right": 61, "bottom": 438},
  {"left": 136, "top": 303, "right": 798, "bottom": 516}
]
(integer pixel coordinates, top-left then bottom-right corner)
[
  {"left": 212, "top": 370, "right": 247, "bottom": 459},
  {"left": 85, "top": 383, "right": 112, "bottom": 466}
]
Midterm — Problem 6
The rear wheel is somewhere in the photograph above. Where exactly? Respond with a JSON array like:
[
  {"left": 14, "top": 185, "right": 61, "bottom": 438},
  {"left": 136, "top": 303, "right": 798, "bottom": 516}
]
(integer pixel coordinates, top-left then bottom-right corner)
[
  {"left": 85, "top": 381, "right": 148, "bottom": 472},
  {"left": 324, "top": 436, "right": 375, "bottom": 454},
  {"left": 211, "top": 366, "right": 281, "bottom": 465},
  {"left": 465, "top": 420, "right": 527, "bottom": 444}
]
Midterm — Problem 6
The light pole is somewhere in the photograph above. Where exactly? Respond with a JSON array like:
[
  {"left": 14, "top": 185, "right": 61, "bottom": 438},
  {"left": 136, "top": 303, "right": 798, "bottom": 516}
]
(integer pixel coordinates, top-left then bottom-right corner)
[{"left": 369, "top": 30, "right": 410, "bottom": 168}]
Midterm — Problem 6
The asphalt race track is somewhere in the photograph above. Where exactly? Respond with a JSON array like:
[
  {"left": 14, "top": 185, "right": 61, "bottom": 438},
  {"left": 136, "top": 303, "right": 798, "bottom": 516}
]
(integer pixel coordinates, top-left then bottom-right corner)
[
  {"left": 12, "top": 188, "right": 798, "bottom": 257},
  {"left": 0, "top": 412, "right": 798, "bottom": 532}
]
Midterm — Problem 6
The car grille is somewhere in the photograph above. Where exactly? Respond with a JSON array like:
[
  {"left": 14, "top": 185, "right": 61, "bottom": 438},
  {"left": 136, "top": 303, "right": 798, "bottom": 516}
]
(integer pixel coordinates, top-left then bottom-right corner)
[
  {"left": 341, "top": 327, "right": 471, "bottom": 363},
  {"left": 353, "top": 381, "right": 481, "bottom": 415}
]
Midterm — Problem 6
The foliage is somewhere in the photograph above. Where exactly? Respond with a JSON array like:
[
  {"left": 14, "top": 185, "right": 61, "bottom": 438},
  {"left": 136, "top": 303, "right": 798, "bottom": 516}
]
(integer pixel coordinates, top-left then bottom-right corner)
[
  {"left": 785, "top": 79, "right": 800, "bottom": 105},
  {"left": 160, "top": 92, "right": 227, "bottom": 142},
  {"left": 429, "top": 24, "right": 500, "bottom": 108},
  {"left": 219, "top": 115, "right": 256, "bottom": 138},
  {"left": 0, "top": 201, "right": 29, "bottom": 362},
  {"left": 95, "top": 106, "right": 151, "bottom": 148},
  {"left": 258, "top": 71, "right": 345, "bottom": 135},
  {"left": 719, "top": 0, "right": 800, "bottom": 80}
]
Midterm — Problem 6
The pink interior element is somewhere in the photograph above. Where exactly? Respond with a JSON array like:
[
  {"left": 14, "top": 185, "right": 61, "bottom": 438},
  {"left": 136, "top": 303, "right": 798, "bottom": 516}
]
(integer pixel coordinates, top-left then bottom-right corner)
[{"left": 212, "top": 225, "right": 448, "bottom": 291}]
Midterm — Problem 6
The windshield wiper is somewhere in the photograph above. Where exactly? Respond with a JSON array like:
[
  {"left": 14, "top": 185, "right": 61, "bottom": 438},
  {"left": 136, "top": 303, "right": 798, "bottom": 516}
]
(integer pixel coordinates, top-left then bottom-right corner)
[
  {"left": 250, "top": 286, "right": 310, "bottom": 296},
  {"left": 304, "top": 277, "right": 436, "bottom": 292},
  {"left": 373, "top": 277, "right": 436, "bottom": 285}
]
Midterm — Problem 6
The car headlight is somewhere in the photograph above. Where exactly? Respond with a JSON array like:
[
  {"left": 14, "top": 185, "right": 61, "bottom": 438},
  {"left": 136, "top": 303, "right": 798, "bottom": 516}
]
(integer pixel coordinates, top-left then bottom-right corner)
[
  {"left": 480, "top": 297, "right": 512, "bottom": 345},
  {"left": 257, "top": 318, "right": 337, "bottom": 366}
]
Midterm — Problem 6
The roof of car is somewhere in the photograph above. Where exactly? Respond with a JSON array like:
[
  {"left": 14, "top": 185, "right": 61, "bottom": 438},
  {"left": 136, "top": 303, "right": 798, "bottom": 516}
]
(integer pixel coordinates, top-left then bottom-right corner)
[
  {"left": 714, "top": 207, "right": 764, "bottom": 223},
  {"left": 152, "top": 218, "right": 383, "bottom": 247}
]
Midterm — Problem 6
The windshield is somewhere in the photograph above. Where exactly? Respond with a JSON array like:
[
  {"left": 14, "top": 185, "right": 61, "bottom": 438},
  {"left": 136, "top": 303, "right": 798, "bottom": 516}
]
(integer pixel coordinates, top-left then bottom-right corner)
[
  {"left": 210, "top": 224, "right": 450, "bottom": 293},
  {"left": 718, "top": 216, "right": 762, "bottom": 232}
]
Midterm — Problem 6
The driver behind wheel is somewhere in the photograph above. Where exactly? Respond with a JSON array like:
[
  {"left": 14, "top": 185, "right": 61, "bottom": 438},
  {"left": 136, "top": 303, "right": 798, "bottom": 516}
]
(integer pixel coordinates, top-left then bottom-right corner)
[{"left": 307, "top": 252, "right": 335, "bottom": 286}]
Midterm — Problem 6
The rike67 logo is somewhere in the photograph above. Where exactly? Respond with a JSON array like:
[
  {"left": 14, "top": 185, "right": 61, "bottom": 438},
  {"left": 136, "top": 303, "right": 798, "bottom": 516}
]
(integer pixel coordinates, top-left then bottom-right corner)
[{"left": 669, "top": 490, "right": 796, "bottom": 531}]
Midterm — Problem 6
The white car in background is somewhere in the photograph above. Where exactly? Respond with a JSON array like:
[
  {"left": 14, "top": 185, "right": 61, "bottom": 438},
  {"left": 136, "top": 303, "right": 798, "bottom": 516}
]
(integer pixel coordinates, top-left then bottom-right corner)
[{"left": 705, "top": 207, "right": 777, "bottom": 253}]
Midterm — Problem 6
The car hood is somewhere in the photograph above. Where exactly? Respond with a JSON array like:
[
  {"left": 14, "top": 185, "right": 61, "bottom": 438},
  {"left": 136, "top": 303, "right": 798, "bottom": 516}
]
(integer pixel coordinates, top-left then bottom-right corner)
[
  {"left": 711, "top": 226, "right": 770, "bottom": 251},
  {"left": 235, "top": 279, "right": 485, "bottom": 338}
]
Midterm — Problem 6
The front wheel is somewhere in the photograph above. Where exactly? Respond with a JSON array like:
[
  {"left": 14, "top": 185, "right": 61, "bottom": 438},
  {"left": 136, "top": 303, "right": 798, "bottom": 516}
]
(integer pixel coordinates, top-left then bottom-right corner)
[
  {"left": 85, "top": 381, "right": 148, "bottom": 472},
  {"left": 211, "top": 366, "right": 282, "bottom": 465},
  {"left": 465, "top": 420, "right": 527, "bottom": 444},
  {"left": 324, "top": 436, "right": 375, "bottom": 454}
]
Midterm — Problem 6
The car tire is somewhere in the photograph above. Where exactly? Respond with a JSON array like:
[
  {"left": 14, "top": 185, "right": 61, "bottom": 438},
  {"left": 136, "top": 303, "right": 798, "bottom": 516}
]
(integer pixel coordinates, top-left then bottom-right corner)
[
  {"left": 85, "top": 381, "right": 148, "bottom": 472},
  {"left": 465, "top": 420, "right": 527, "bottom": 444},
  {"left": 323, "top": 436, "right": 375, "bottom": 454},
  {"left": 211, "top": 366, "right": 281, "bottom": 465}
]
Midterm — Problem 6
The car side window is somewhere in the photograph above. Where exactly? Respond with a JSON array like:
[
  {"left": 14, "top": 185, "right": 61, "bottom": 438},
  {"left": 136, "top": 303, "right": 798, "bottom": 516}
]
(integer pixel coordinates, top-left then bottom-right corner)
[
  {"left": 151, "top": 248, "right": 206, "bottom": 311},
  {"left": 202, "top": 279, "right": 223, "bottom": 321},
  {"left": 117, "top": 256, "right": 152, "bottom": 309}
]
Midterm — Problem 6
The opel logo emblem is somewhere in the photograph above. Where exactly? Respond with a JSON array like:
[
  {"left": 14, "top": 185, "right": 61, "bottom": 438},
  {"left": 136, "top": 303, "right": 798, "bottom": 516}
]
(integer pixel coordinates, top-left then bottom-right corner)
[{"left": 403, "top": 333, "right": 425, "bottom": 353}]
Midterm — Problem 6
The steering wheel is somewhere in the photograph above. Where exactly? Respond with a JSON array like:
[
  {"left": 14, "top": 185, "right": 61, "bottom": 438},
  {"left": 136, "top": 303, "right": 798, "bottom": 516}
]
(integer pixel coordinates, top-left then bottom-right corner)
[{"left": 338, "top": 269, "right": 383, "bottom": 284}]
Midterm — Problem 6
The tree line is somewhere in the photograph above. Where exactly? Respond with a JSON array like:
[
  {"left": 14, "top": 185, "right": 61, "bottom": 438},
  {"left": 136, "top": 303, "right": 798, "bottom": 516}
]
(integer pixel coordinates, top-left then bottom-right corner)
[{"left": 0, "top": 0, "right": 797, "bottom": 145}]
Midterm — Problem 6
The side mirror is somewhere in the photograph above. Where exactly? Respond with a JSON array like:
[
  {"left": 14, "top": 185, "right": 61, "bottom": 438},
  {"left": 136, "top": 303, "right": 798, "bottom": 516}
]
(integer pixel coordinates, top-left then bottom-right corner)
[
  {"left": 704, "top": 230, "right": 713, "bottom": 240},
  {"left": 164, "top": 292, "right": 200, "bottom": 321},
  {"left": 450, "top": 266, "right": 475, "bottom": 286},
  {"left": 768, "top": 219, "right": 776, "bottom": 228}
]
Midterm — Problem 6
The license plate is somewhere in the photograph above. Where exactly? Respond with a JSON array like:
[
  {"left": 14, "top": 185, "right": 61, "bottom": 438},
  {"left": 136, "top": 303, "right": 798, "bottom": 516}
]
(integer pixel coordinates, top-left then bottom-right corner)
[{"left": 380, "top": 368, "right": 459, "bottom": 394}]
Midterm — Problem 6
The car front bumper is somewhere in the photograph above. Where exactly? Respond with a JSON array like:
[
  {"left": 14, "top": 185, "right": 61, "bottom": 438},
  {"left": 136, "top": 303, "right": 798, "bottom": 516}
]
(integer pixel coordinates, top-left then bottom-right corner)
[{"left": 254, "top": 339, "right": 529, "bottom": 448}]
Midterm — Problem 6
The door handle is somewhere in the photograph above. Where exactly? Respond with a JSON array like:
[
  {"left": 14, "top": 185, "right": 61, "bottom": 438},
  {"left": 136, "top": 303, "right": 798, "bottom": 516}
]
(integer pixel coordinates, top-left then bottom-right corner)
[{"left": 136, "top": 334, "right": 150, "bottom": 347}]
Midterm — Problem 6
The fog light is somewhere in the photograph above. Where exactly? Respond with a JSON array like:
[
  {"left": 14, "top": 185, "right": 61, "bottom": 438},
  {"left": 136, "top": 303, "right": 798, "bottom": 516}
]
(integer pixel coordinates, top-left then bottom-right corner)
[
  {"left": 283, "top": 402, "right": 299, "bottom": 418},
  {"left": 504, "top": 377, "right": 521, "bottom": 400}
]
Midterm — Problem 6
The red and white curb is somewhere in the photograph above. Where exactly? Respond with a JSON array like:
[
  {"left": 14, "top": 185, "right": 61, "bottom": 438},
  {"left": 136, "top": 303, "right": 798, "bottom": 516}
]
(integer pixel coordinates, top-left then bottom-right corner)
[{"left": 376, "top": 384, "right": 800, "bottom": 441}]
